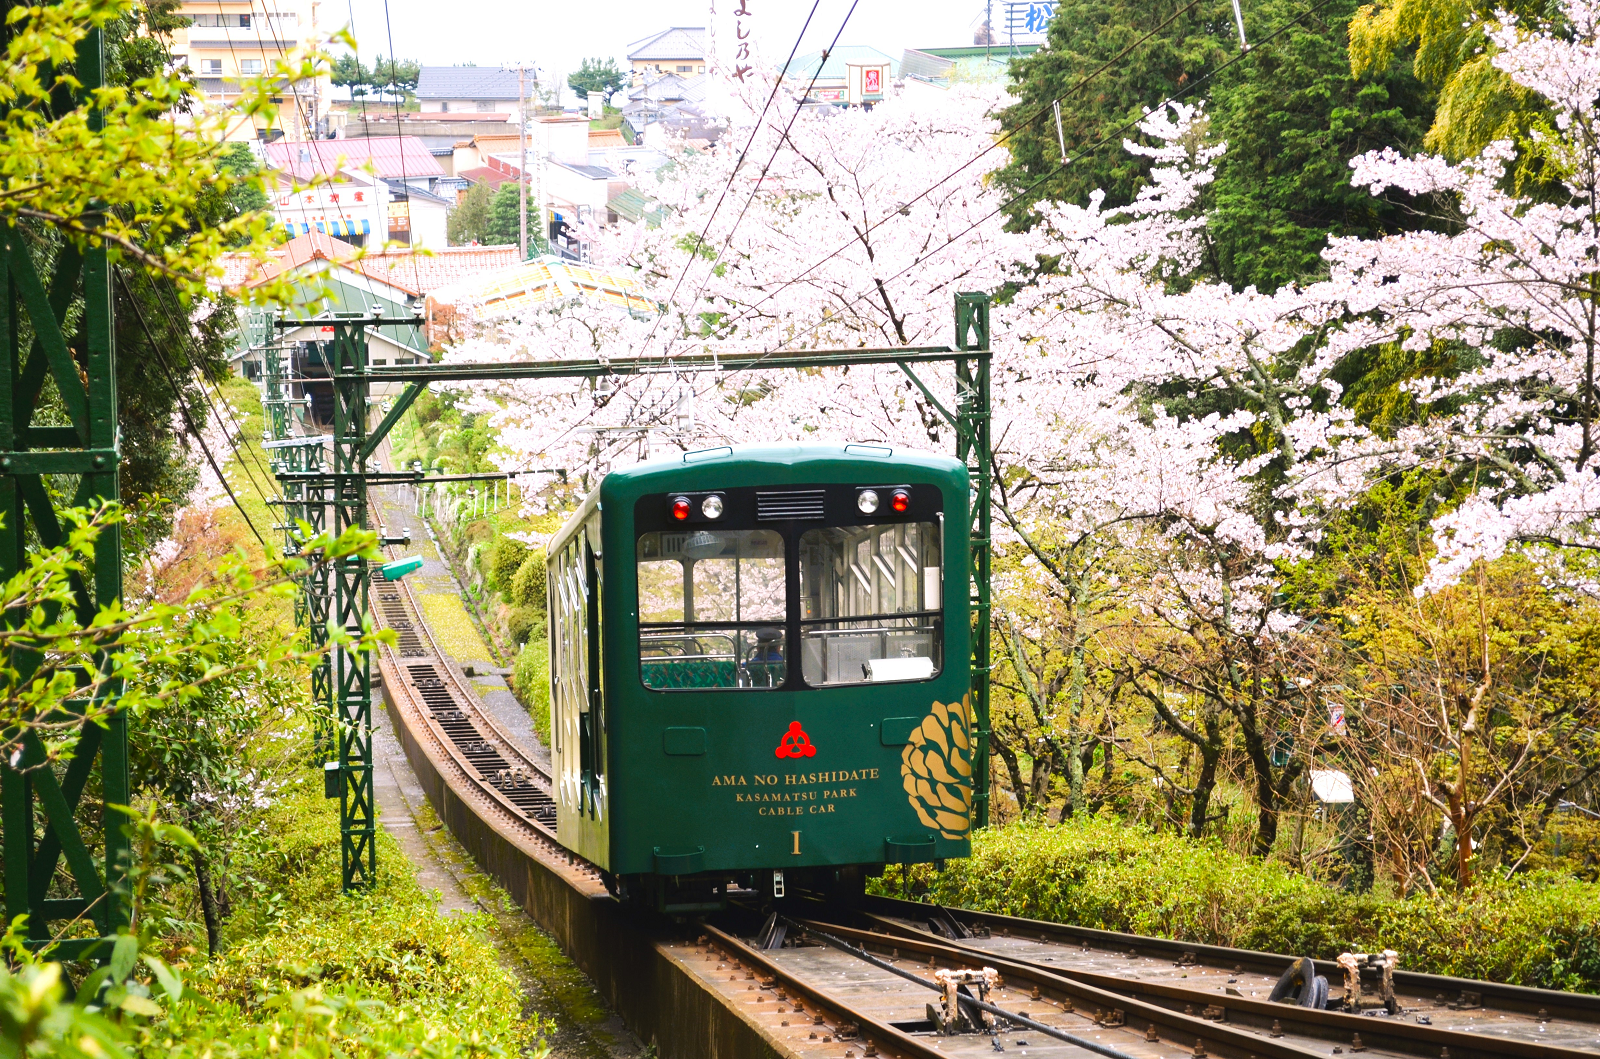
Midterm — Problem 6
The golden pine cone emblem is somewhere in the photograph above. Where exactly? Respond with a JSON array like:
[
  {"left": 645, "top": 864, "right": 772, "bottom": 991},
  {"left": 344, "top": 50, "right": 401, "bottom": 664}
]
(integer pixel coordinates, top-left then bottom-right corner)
[{"left": 900, "top": 693, "right": 974, "bottom": 839}]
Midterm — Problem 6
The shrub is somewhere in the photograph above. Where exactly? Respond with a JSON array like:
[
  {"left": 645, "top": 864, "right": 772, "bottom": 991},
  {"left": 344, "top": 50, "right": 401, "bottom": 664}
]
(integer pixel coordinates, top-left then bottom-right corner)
[
  {"left": 909, "top": 817, "right": 1600, "bottom": 992},
  {"left": 510, "top": 552, "right": 547, "bottom": 612},
  {"left": 511, "top": 639, "right": 551, "bottom": 747},
  {"left": 489, "top": 537, "right": 530, "bottom": 593},
  {"left": 506, "top": 607, "right": 544, "bottom": 647}
]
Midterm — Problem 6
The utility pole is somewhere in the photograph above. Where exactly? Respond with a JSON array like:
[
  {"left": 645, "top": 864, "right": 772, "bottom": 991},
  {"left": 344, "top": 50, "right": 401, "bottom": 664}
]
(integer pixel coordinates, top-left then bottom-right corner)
[{"left": 503, "top": 61, "right": 538, "bottom": 260}]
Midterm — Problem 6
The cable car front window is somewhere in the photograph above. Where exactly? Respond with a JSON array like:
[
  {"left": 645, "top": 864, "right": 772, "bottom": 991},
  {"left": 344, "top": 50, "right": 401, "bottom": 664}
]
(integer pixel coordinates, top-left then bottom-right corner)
[
  {"left": 637, "top": 529, "right": 787, "bottom": 690},
  {"left": 800, "top": 523, "right": 942, "bottom": 685}
]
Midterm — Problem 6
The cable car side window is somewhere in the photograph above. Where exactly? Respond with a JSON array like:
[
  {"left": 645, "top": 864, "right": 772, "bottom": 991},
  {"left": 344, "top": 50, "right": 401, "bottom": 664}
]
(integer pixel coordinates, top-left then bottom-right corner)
[
  {"left": 799, "top": 523, "right": 942, "bottom": 685},
  {"left": 637, "top": 529, "right": 787, "bottom": 690}
]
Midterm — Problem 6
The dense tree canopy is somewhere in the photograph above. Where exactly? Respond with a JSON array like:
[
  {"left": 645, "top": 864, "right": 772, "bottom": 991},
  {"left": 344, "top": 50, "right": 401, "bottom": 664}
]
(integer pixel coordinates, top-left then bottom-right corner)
[
  {"left": 567, "top": 56, "right": 628, "bottom": 100},
  {"left": 996, "top": 0, "right": 1436, "bottom": 290}
]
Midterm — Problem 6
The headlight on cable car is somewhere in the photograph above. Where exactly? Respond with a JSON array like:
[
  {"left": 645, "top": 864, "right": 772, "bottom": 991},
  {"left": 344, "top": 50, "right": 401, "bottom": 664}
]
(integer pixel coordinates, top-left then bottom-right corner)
[
  {"left": 701, "top": 495, "right": 724, "bottom": 519},
  {"left": 857, "top": 489, "right": 880, "bottom": 514},
  {"left": 891, "top": 488, "right": 911, "bottom": 513},
  {"left": 671, "top": 496, "right": 692, "bottom": 520}
]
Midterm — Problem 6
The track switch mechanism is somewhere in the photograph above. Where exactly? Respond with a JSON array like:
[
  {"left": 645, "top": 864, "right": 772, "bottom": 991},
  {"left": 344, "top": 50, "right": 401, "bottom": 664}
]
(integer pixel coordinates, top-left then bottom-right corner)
[{"left": 926, "top": 967, "right": 1000, "bottom": 1035}]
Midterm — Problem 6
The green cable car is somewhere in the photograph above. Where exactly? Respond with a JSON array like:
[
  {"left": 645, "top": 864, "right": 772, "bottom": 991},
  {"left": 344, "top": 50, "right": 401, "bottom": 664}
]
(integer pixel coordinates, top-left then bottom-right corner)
[{"left": 545, "top": 443, "right": 975, "bottom": 910}]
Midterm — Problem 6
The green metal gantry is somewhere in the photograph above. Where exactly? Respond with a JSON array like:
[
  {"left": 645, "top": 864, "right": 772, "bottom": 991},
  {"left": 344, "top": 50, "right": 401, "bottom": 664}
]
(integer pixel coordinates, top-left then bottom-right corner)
[
  {"left": 281, "top": 293, "right": 994, "bottom": 890},
  {"left": 0, "top": 22, "right": 130, "bottom": 956}
]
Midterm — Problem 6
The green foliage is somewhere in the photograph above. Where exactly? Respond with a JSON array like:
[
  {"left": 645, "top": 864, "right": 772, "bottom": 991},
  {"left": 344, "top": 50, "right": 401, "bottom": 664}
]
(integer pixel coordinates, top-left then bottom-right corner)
[
  {"left": 0, "top": 505, "right": 384, "bottom": 767},
  {"left": 1347, "top": 0, "right": 1553, "bottom": 163},
  {"left": 330, "top": 53, "right": 421, "bottom": 97},
  {"left": 996, "top": 0, "right": 1434, "bottom": 290},
  {"left": 511, "top": 639, "right": 551, "bottom": 747},
  {"left": 1, "top": 0, "right": 322, "bottom": 294},
  {"left": 505, "top": 607, "right": 543, "bottom": 648},
  {"left": 488, "top": 538, "right": 529, "bottom": 593},
  {"left": 485, "top": 183, "right": 550, "bottom": 254},
  {"left": 447, "top": 181, "right": 495, "bottom": 246},
  {"left": 509, "top": 551, "right": 547, "bottom": 612},
  {"left": 566, "top": 57, "right": 627, "bottom": 100},
  {"left": 911, "top": 817, "right": 1600, "bottom": 990}
]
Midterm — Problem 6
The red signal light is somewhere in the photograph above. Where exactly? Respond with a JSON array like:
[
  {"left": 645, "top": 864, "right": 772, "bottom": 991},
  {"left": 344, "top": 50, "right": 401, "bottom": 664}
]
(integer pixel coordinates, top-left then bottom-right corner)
[
  {"left": 891, "top": 488, "right": 910, "bottom": 513},
  {"left": 671, "top": 496, "right": 692, "bottom": 520}
]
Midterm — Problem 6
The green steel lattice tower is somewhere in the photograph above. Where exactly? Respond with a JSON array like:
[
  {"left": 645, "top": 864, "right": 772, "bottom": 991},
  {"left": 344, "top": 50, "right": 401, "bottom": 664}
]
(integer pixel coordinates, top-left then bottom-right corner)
[{"left": 0, "top": 20, "right": 130, "bottom": 956}]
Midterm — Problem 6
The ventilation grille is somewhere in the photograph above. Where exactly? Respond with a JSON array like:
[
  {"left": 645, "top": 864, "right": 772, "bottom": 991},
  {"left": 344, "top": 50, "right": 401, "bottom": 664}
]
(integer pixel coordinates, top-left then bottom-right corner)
[{"left": 757, "top": 489, "right": 826, "bottom": 521}]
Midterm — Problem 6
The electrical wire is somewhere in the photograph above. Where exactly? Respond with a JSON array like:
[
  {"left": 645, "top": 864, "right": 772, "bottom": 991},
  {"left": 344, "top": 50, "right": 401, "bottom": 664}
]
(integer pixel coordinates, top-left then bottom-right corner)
[
  {"left": 636, "top": 0, "right": 823, "bottom": 347},
  {"left": 380, "top": 0, "right": 425, "bottom": 296},
  {"left": 639, "top": 0, "right": 860, "bottom": 363},
  {"left": 693, "top": 0, "right": 1341, "bottom": 385},
  {"left": 148, "top": 282, "right": 283, "bottom": 501},
  {"left": 116, "top": 271, "right": 272, "bottom": 549},
  {"left": 688, "top": 0, "right": 1207, "bottom": 338}
]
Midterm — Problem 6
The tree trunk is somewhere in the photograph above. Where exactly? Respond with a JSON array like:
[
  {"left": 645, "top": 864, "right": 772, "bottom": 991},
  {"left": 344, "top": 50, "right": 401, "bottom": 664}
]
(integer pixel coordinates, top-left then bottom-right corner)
[
  {"left": 192, "top": 846, "right": 221, "bottom": 957},
  {"left": 1065, "top": 640, "right": 1087, "bottom": 815},
  {"left": 1189, "top": 736, "right": 1221, "bottom": 838}
]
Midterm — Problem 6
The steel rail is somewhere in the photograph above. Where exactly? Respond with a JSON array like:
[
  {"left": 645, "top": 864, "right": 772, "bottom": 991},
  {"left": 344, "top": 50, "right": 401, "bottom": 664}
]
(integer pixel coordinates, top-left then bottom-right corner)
[
  {"left": 859, "top": 894, "right": 1600, "bottom": 1025},
  {"left": 781, "top": 916, "right": 1328, "bottom": 1059},
  {"left": 700, "top": 921, "right": 957, "bottom": 1059},
  {"left": 842, "top": 910, "right": 1594, "bottom": 1059}
]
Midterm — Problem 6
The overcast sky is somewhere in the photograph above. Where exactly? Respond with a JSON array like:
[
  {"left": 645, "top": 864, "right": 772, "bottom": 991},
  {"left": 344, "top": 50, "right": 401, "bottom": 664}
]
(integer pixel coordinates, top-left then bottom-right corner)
[{"left": 335, "top": 0, "right": 996, "bottom": 100}]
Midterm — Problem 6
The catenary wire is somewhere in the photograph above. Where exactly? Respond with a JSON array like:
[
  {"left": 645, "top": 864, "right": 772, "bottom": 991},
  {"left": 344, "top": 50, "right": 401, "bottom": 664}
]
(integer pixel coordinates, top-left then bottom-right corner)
[
  {"left": 495, "top": 0, "right": 1326, "bottom": 479},
  {"left": 379, "top": 0, "right": 424, "bottom": 294},
  {"left": 147, "top": 282, "right": 284, "bottom": 501},
  {"left": 674, "top": 0, "right": 1206, "bottom": 343},
  {"left": 635, "top": 0, "right": 823, "bottom": 354},
  {"left": 689, "top": 0, "right": 1341, "bottom": 387},
  {"left": 116, "top": 271, "right": 272, "bottom": 549}
]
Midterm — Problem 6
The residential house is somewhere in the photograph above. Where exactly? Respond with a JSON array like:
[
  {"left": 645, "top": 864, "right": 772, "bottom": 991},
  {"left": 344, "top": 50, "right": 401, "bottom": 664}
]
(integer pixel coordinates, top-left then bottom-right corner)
[
  {"left": 222, "top": 231, "right": 518, "bottom": 414},
  {"left": 779, "top": 45, "right": 898, "bottom": 106},
  {"left": 264, "top": 136, "right": 450, "bottom": 247},
  {"left": 415, "top": 66, "right": 534, "bottom": 122},
  {"left": 168, "top": 0, "right": 329, "bottom": 140},
  {"left": 627, "top": 27, "right": 706, "bottom": 81}
]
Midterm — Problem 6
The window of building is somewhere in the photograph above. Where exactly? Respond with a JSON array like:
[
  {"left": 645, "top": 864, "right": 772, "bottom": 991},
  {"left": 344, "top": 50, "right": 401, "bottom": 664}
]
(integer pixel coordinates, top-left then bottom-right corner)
[
  {"left": 240, "top": 58, "right": 263, "bottom": 74},
  {"left": 677, "top": 64, "right": 691, "bottom": 72},
  {"left": 440, "top": 100, "right": 449, "bottom": 112},
  {"left": 637, "top": 529, "right": 787, "bottom": 690},
  {"left": 476, "top": 100, "right": 494, "bottom": 111},
  {"left": 698, "top": 65, "right": 705, "bottom": 73},
  {"left": 799, "top": 522, "right": 942, "bottom": 685},
  {"left": 200, "top": 58, "right": 223, "bottom": 74}
]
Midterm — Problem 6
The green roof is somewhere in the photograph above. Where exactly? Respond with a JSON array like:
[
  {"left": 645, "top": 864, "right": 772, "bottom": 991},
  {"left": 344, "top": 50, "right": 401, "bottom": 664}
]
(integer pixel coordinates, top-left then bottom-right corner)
[
  {"left": 608, "top": 187, "right": 667, "bottom": 228},
  {"left": 914, "top": 45, "right": 1038, "bottom": 59},
  {"left": 779, "top": 45, "right": 899, "bottom": 82}
]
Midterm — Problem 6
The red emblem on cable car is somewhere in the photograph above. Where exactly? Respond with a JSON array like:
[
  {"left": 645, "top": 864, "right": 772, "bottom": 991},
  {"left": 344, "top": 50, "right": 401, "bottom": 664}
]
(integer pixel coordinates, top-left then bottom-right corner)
[{"left": 775, "top": 721, "right": 817, "bottom": 759}]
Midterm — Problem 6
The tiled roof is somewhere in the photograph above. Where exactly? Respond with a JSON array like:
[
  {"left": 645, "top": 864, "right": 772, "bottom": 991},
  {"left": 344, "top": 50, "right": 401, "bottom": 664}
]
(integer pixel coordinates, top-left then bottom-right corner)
[
  {"left": 215, "top": 233, "right": 519, "bottom": 295},
  {"left": 457, "top": 166, "right": 516, "bottom": 190},
  {"left": 780, "top": 45, "right": 899, "bottom": 82},
  {"left": 627, "top": 27, "right": 705, "bottom": 61},
  {"left": 264, "top": 136, "right": 443, "bottom": 181},
  {"left": 589, "top": 129, "right": 627, "bottom": 148},
  {"left": 415, "top": 66, "right": 525, "bottom": 100},
  {"left": 430, "top": 255, "right": 654, "bottom": 319}
]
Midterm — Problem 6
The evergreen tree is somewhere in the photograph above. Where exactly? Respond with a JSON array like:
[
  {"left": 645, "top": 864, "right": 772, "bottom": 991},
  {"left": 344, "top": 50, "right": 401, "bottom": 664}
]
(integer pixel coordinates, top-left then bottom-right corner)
[
  {"left": 448, "top": 181, "right": 494, "bottom": 245},
  {"left": 567, "top": 57, "right": 628, "bottom": 101},
  {"left": 997, "top": 0, "right": 1435, "bottom": 291}
]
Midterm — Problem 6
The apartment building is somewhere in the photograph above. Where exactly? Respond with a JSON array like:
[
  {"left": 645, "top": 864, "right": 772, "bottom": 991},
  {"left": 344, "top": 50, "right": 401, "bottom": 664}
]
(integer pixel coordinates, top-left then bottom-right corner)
[
  {"left": 626, "top": 27, "right": 705, "bottom": 82},
  {"left": 169, "top": 0, "right": 329, "bottom": 141}
]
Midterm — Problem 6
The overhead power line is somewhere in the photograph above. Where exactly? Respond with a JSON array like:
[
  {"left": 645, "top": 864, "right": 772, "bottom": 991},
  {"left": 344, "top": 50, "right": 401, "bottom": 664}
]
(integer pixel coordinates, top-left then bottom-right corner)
[
  {"left": 699, "top": 0, "right": 1207, "bottom": 341},
  {"left": 692, "top": 0, "right": 1341, "bottom": 383},
  {"left": 116, "top": 271, "right": 272, "bottom": 549}
]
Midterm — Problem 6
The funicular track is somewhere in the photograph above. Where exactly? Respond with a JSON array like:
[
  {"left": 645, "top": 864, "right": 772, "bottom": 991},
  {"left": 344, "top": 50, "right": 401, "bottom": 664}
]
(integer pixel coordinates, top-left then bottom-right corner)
[{"left": 362, "top": 491, "right": 1600, "bottom": 1059}]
